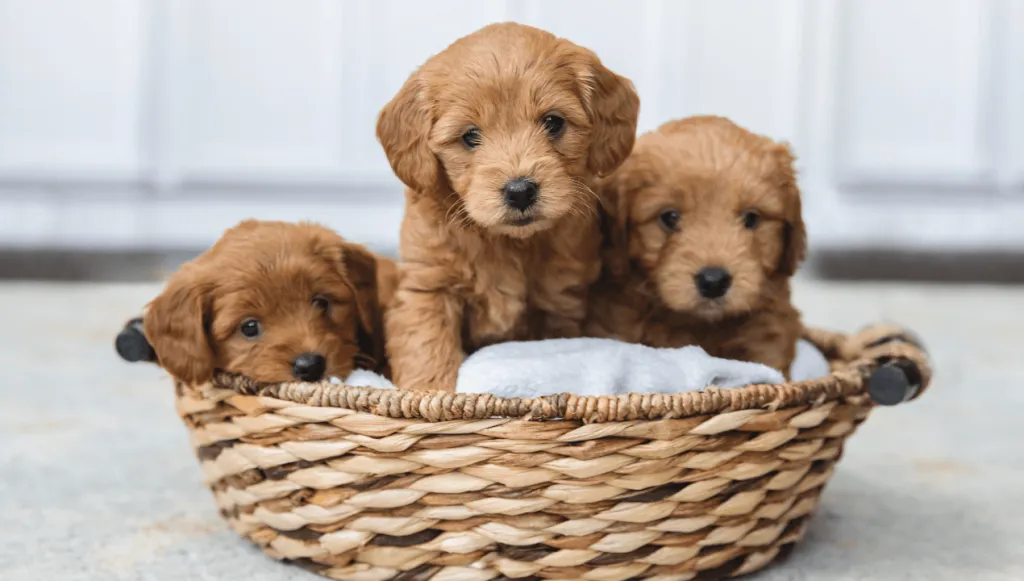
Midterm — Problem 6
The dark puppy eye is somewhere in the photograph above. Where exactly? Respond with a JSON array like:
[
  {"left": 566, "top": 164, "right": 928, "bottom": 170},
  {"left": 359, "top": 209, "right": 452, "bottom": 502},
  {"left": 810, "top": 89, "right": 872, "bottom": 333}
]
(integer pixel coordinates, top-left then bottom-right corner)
[
  {"left": 461, "top": 127, "right": 481, "bottom": 149},
  {"left": 239, "top": 318, "right": 262, "bottom": 339},
  {"left": 541, "top": 114, "right": 566, "bottom": 138},
  {"left": 742, "top": 210, "right": 760, "bottom": 230},
  {"left": 312, "top": 295, "right": 330, "bottom": 315},
  {"left": 659, "top": 209, "right": 680, "bottom": 232}
]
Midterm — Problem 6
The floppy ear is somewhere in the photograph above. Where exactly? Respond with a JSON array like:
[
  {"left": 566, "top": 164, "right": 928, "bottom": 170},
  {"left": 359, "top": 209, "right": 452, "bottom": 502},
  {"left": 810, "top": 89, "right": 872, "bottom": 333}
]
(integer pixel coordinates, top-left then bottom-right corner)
[
  {"left": 143, "top": 266, "right": 214, "bottom": 384},
  {"left": 340, "top": 243, "right": 387, "bottom": 372},
  {"left": 596, "top": 171, "right": 633, "bottom": 280},
  {"left": 373, "top": 255, "right": 399, "bottom": 312},
  {"left": 574, "top": 51, "right": 640, "bottom": 177},
  {"left": 376, "top": 74, "right": 439, "bottom": 192},
  {"left": 773, "top": 143, "right": 807, "bottom": 276}
]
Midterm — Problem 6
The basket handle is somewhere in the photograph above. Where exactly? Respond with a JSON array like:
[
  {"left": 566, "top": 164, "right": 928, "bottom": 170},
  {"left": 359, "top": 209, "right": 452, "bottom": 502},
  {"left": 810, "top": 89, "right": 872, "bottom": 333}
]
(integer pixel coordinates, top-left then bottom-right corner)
[
  {"left": 851, "top": 327, "right": 931, "bottom": 407},
  {"left": 868, "top": 358, "right": 923, "bottom": 406},
  {"left": 115, "top": 316, "right": 157, "bottom": 364}
]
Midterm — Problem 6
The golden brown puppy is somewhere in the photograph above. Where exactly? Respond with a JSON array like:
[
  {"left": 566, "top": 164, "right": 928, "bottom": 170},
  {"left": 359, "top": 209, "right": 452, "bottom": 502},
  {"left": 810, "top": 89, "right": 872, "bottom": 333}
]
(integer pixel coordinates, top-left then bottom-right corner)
[
  {"left": 587, "top": 116, "right": 806, "bottom": 375},
  {"left": 377, "top": 22, "right": 639, "bottom": 391},
  {"left": 144, "top": 220, "right": 396, "bottom": 384}
]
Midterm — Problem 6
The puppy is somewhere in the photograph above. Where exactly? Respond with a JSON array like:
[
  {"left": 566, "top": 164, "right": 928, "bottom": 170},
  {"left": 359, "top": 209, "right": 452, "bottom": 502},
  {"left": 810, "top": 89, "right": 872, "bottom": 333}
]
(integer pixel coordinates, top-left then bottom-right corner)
[
  {"left": 377, "top": 22, "right": 640, "bottom": 391},
  {"left": 586, "top": 116, "right": 806, "bottom": 375},
  {"left": 143, "top": 220, "right": 395, "bottom": 385}
]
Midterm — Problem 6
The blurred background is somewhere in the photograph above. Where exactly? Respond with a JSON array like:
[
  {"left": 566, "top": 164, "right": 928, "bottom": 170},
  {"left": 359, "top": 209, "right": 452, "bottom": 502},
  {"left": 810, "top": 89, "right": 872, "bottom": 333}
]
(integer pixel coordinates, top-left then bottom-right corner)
[{"left": 1, "top": 0, "right": 1022, "bottom": 281}]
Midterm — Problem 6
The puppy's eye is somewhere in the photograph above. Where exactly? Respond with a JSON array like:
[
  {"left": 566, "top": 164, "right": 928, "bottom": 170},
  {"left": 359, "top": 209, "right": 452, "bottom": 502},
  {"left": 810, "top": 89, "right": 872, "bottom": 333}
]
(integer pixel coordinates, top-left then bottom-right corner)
[
  {"left": 742, "top": 210, "right": 760, "bottom": 230},
  {"left": 659, "top": 209, "right": 681, "bottom": 232},
  {"left": 312, "top": 295, "right": 330, "bottom": 315},
  {"left": 541, "top": 114, "right": 566, "bottom": 138},
  {"left": 461, "top": 127, "right": 481, "bottom": 149},
  {"left": 239, "top": 318, "right": 262, "bottom": 339}
]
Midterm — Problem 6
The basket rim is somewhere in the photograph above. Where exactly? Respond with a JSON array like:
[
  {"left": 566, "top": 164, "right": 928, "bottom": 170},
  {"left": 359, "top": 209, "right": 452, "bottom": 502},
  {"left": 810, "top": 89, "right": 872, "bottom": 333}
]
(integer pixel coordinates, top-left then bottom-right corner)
[{"left": 189, "top": 324, "right": 929, "bottom": 423}]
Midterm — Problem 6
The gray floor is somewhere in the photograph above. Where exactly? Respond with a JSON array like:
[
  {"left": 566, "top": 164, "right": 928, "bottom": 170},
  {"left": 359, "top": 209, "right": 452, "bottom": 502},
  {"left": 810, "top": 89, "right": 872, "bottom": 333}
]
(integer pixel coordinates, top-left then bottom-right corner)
[{"left": 1, "top": 280, "right": 1022, "bottom": 580}]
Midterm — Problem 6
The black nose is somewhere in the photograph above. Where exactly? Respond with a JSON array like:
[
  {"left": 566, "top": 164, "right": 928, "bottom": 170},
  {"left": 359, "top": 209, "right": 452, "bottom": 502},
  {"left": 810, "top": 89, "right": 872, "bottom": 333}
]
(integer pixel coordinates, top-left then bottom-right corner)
[
  {"left": 694, "top": 267, "right": 732, "bottom": 299},
  {"left": 502, "top": 177, "right": 539, "bottom": 211},
  {"left": 292, "top": 352, "right": 326, "bottom": 381}
]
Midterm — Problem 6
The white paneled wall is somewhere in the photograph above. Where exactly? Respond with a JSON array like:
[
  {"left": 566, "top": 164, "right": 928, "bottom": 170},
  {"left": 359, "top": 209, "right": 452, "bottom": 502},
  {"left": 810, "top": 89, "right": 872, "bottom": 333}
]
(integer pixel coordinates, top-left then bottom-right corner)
[
  {"left": 802, "top": 0, "right": 1024, "bottom": 252},
  {"left": 0, "top": 0, "right": 1022, "bottom": 253},
  {"left": 0, "top": 0, "right": 145, "bottom": 177}
]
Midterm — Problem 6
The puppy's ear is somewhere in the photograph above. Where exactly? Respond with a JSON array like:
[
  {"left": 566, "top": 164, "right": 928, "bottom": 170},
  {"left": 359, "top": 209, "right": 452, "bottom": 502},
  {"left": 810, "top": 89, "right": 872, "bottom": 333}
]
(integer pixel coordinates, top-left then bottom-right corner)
[
  {"left": 340, "top": 243, "right": 387, "bottom": 372},
  {"left": 376, "top": 75, "right": 439, "bottom": 192},
  {"left": 773, "top": 143, "right": 807, "bottom": 276},
  {"left": 144, "top": 266, "right": 215, "bottom": 384},
  {"left": 596, "top": 170, "right": 634, "bottom": 280},
  {"left": 574, "top": 51, "right": 640, "bottom": 177}
]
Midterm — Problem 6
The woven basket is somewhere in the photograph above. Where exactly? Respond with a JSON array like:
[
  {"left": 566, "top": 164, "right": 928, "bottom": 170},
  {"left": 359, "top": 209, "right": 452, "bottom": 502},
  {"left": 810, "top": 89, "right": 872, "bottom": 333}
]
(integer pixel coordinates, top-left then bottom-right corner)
[{"left": 175, "top": 324, "right": 931, "bottom": 581}]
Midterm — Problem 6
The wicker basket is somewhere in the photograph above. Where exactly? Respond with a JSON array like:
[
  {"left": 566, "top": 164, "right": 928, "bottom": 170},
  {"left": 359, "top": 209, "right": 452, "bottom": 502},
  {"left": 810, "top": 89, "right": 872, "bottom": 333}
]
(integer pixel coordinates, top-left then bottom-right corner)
[{"left": 174, "top": 324, "right": 931, "bottom": 581}]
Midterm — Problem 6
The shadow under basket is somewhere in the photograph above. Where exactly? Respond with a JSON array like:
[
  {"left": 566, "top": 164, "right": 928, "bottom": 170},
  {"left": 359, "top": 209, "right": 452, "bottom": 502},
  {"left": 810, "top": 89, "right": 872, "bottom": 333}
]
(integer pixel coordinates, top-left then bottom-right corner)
[{"left": 175, "top": 324, "right": 931, "bottom": 581}]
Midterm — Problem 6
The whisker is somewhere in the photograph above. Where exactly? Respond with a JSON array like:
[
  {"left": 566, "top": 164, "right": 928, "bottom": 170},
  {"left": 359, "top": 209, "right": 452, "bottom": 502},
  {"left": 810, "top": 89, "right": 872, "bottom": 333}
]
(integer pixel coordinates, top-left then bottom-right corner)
[
  {"left": 567, "top": 193, "right": 599, "bottom": 220},
  {"left": 444, "top": 198, "right": 474, "bottom": 234},
  {"left": 444, "top": 197, "right": 463, "bottom": 226},
  {"left": 570, "top": 178, "right": 600, "bottom": 202},
  {"left": 453, "top": 213, "right": 475, "bottom": 235}
]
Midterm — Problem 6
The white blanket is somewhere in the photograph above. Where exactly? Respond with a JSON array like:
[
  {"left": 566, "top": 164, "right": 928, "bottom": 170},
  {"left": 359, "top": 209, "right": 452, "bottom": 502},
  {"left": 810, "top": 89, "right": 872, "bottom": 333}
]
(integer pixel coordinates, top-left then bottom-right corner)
[
  {"left": 331, "top": 368, "right": 397, "bottom": 389},
  {"left": 791, "top": 338, "right": 831, "bottom": 382},
  {"left": 333, "top": 338, "right": 831, "bottom": 397}
]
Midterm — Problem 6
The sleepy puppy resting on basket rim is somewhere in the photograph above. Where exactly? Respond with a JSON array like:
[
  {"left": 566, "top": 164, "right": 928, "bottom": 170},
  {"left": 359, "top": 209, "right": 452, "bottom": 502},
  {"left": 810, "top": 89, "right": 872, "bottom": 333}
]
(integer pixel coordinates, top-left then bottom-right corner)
[
  {"left": 142, "top": 220, "right": 396, "bottom": 386},
  {"left": 377, "top": 22, "right": 640, "bottom": 393}
]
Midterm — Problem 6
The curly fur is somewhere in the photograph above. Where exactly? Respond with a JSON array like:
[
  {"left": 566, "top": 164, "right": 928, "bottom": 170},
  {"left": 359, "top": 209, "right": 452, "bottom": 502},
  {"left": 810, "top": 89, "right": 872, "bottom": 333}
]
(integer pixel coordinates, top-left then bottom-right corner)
[
  {"left": 143, "top": 220, "right": 396, "bottom": 384},
  {"left": 586, "top": 116, "right": 807, "bottom": 375},
  {"left": 377, "top": 22, "right": 640, "bottom": 391}
]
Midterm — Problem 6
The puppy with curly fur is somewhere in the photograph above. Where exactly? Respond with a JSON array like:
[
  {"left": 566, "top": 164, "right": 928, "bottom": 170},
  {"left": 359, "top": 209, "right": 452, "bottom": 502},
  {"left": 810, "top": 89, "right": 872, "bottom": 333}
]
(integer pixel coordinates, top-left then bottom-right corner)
[
  {"left": 377, "top": 22, "right": 639, "bottom": 392},
  {"left": 586, "top": 116, "right": 806, "bottom": 375},
  {"left": 144, "top": 220, "right": 396, "bottom": 385}
]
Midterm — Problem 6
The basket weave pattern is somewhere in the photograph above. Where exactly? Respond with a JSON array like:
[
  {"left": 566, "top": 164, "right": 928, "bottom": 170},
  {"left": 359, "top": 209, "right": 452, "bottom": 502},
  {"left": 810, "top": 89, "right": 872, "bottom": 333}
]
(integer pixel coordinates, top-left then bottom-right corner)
[{"left": 176, "top": 325, "right": 930, "bottom": 581}]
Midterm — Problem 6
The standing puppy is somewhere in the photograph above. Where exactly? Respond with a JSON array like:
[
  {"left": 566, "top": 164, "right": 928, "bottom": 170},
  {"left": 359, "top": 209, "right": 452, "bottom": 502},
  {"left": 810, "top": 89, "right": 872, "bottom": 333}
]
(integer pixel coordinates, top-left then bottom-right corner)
[
  {"left": 378, "top": 23, "right": 639, "bottom": 391},
  {"left": 587, "top": 116, "right": 806, "bottom": 375}
]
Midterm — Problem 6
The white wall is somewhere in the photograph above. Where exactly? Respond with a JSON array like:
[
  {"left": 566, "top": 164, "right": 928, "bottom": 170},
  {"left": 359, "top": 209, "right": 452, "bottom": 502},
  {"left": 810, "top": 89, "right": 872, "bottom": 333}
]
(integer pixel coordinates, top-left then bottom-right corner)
[{"left": 0, "top": 0, "right": 1021, "bottom": 253}]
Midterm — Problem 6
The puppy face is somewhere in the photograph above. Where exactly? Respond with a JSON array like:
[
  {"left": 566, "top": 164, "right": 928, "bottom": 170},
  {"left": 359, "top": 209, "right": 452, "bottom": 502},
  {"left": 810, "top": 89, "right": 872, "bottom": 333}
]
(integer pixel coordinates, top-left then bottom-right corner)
[
  {"left": 144, "top": 221, "right": 385, "bottom": 384},
  {"left": 377, "top": 22, "right": 639, "bottom": 238},
  {"left": 603, "top": 116, "right": 807, "bottom": 320}
]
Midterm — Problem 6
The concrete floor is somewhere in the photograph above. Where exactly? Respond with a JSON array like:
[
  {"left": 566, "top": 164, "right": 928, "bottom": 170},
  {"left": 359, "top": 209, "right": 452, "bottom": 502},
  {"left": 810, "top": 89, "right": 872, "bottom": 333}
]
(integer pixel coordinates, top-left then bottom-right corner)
[{"left": 1, "top": 280, "right": 1022, "bottom": 580}]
